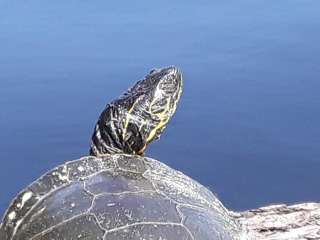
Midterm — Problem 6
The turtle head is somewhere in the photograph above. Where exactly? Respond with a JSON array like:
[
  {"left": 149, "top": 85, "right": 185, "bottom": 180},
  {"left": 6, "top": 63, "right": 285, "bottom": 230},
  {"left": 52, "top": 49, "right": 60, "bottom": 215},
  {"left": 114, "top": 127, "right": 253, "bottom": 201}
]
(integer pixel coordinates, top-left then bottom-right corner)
[
  {"left": 90, "top": 66, "right": 183, "bottom": 156},
  {"left": 129, "top": 66, "right": 183, "bottom": 145}
]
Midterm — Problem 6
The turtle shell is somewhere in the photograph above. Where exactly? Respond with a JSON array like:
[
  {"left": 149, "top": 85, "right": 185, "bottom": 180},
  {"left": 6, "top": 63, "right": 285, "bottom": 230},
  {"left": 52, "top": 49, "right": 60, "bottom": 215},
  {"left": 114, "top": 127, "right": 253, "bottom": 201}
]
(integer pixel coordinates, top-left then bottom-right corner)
[{"left": 0, "top": 155, "right": 241, "bottom": 240}]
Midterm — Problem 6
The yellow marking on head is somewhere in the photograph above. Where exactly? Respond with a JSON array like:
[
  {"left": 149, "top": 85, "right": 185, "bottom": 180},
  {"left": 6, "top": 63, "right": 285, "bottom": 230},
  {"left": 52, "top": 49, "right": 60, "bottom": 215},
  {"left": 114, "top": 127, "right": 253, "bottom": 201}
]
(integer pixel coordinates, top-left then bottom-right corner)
[
  {"left": 146, "top": 98, "right": 173, "bottom": 143},
  {"left": 122, "top": 98, "right": 141, "bottom": 141},
  {"left": 145, "top": 82, "right": 182, "bottom": 144}
]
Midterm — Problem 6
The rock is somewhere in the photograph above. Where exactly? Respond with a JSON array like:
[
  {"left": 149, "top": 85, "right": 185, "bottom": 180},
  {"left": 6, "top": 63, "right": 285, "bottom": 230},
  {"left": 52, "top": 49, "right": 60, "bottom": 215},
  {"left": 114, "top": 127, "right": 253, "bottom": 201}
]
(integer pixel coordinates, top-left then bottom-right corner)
[{"left": 234, "top": 202, "right": 320, "bottom": 240}]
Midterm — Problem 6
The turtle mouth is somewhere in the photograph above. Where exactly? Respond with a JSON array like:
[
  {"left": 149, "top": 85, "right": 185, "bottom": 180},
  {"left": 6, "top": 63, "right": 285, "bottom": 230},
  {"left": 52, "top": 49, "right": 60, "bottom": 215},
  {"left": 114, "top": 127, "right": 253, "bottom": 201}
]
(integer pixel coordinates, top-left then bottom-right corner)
[
  {"left": 174, "top": 67, "right": 183, "bottom": 99},
  {"left": 172, "top": 68, "right": 183, "bottom": 111}
]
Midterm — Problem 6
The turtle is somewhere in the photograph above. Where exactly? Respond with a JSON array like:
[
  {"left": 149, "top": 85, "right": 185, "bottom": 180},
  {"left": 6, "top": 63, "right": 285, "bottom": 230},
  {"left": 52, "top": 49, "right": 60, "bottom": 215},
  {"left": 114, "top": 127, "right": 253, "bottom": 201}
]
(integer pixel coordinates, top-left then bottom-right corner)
[{"left": 0, "top": 66, "right": 243, "bottom": 240}]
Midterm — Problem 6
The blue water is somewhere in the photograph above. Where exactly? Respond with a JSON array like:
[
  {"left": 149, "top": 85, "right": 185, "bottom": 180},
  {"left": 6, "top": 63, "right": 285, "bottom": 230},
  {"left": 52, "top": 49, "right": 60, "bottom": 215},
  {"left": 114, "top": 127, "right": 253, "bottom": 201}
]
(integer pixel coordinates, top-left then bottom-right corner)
[{"left": 1, "top": 1, "right": 320, "bottom": 216}]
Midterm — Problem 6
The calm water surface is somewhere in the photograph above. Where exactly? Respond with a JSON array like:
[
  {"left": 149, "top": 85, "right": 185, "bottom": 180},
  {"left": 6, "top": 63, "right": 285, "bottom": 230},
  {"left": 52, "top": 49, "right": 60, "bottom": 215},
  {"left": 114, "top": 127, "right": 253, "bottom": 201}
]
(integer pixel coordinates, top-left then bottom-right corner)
[{"left": 1, "top": 1, "right": 320, "bottom": 216}]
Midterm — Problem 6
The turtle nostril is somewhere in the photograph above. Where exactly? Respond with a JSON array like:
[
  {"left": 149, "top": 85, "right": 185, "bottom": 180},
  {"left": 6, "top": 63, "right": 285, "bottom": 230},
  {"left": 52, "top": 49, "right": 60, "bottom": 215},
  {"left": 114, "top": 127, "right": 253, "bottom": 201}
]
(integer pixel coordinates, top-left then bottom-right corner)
[{"left": 149, "top": 69, "right": 158, "bottom": 74}]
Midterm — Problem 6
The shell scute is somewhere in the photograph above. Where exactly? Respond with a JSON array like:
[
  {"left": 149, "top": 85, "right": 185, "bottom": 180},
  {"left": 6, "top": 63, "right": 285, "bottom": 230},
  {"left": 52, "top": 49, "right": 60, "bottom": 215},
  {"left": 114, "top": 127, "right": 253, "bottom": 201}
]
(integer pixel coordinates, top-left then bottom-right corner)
[
  {"left": 12, "top": 181, "right": 94, "bottom": 240},
  {"left": 104, "top": 224, "right": 193, "bottom": 240},
  {"left": 84, "top": 170, "right": 154, "bottom": 195},
  {"left": 91, "top": 192, "right": 181, "bottom": 231},
  {"left": 31, "top": 215, "right": 104, "bottom": 240}
]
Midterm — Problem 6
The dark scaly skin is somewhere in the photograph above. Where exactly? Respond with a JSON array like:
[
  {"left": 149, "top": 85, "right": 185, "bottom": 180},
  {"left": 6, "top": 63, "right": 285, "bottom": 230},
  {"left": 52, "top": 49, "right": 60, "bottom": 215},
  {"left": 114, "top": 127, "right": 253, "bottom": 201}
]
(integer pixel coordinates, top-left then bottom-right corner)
[{"left": 90, "top": 67, "right": 183, "bottom": 156}]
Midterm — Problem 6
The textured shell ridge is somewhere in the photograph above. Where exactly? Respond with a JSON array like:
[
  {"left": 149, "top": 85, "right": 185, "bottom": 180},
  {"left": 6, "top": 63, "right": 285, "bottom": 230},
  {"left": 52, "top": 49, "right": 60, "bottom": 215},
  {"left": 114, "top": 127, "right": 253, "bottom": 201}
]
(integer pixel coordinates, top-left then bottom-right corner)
[{"left": 1, "top": 155, "right": 242, "bottom": 239}]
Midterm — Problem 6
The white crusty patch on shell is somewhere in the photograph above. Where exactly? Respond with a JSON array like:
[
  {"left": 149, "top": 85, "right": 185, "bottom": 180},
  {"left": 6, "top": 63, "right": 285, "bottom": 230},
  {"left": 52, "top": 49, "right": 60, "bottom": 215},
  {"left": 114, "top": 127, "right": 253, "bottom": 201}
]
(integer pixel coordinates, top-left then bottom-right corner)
[
  {"left": 8, "top": 211, "right": 16, "bottom": 221},
  {"left": 22, "top": 191, "right": 32, "bottom": 203},
  {"left": 77, "top": 166, "right": 85, "bottom": 172},
  {"left": 52, "top": 169, "right": 69, "bottom": 182},
  {"left": 17, "top": 191, "right": 33, "bottom": 210}
]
